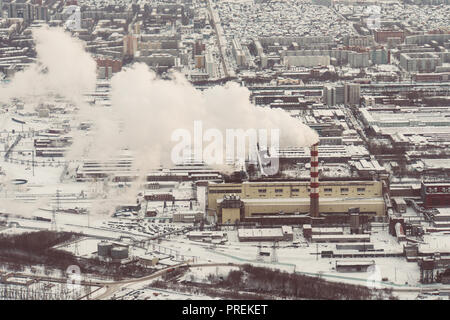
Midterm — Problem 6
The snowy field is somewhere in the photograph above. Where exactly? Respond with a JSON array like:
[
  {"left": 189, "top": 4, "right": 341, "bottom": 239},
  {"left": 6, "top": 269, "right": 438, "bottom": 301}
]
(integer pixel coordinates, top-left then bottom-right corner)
[{"left": 110, "top": 284, "right": 217, "bottom": 300}]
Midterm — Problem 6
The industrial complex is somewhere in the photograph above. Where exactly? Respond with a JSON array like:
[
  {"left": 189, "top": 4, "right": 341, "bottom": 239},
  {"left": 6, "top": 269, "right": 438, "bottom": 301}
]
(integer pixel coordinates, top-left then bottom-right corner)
[{"left": 0, "top": 0, "right": 449, "bottom": 302}]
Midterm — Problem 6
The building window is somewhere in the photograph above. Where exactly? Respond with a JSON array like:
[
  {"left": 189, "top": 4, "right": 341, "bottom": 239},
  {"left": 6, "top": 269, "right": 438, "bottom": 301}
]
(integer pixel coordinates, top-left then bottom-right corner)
[
  {"left": 210, "top": 189, "right": 242, "bottom": 194},
  {"left": 292, "top": 188, "right": 300, "bottom": 193},
  {"left": 357, "top": 188, "right": 365, "bottom": 193},
  {"left": 340, "top": 188, "right": 349, "bottom": 193},
  {"left": 324, "top": 188, "right": 332, "bottom": 193},
  {"left": 258, "top": 189, "right": 266, "bottom": 193},
  {"left": 275, "top": 189, "right": 283, "bottom": 193}
]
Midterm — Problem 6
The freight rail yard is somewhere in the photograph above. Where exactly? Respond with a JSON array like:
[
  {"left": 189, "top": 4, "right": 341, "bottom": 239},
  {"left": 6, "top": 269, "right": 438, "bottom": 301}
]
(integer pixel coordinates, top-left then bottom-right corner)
[{"left": 1, "top": 0, "right": 450, "bottom": 302}]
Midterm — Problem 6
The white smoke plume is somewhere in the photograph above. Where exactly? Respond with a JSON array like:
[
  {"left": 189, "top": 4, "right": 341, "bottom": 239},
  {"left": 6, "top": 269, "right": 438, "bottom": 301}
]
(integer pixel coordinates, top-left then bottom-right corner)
[
  {"left": 0, "top": 27, "right": 96, "bottom": 104},
  {"left": 76, "top": 63, "right": 319, "bottom": 212},
  {"left": 86, "top": 63, "right": 319, "bottom": 171},
  {"left": 0, "top": 32, "right": 319, "bottom": 216}
]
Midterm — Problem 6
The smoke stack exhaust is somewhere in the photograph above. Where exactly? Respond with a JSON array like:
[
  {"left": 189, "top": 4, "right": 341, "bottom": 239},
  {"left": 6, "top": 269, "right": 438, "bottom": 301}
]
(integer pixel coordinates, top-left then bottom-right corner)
[{"left": 310, "top": 142, "right": 319, "bottom": 217}]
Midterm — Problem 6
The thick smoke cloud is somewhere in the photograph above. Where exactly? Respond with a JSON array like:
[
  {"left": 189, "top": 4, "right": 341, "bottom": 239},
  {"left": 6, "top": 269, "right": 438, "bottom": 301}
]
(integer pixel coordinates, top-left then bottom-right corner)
[
  {"left": 87, "top": 63, "right": 319, "bottom": 171},
  {"left": 0, "top": 27, "right": 318, "bottom": 169},
  {"left": 0, "top": 27, "right": 96, "bottom": 104},
  {"left": 0, "top": 27, "right": 319, "bottom": 216},
  {"left": 80, "top": 63, "right": 318, "bottom": 214}
]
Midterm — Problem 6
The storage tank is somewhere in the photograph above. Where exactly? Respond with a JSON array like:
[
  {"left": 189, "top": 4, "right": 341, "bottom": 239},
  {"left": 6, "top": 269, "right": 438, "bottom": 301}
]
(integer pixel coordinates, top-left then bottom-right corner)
[
  {"left": 111, "top": 246, "right": 129, "bottom": 260},
  {"left": 97, "top": 241, "right": 113, "bottom": 257}
]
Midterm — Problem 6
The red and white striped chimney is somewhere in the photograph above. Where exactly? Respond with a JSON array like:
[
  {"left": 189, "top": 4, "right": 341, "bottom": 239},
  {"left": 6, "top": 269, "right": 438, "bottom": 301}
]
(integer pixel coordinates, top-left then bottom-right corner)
[{"left": 310, "top": 142, "right": 319, "bottom": 217}]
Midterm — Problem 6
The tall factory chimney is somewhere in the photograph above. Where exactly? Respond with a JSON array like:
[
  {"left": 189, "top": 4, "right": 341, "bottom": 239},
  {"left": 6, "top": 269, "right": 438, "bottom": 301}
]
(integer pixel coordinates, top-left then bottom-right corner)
[{"left": 310, "top": 142, "right": 319, "bottom": 217}]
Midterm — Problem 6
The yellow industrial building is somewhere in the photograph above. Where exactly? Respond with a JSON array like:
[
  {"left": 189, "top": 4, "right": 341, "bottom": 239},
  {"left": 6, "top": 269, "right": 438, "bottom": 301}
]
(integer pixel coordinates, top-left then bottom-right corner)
[{"left": 207, "top": 180, "right": 385, "bottom": 223}]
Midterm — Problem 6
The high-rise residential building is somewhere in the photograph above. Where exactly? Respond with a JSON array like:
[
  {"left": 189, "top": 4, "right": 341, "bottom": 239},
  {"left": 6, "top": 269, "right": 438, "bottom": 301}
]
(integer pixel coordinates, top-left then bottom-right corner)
[
  {"left": 205, "top": 52, "right": 216, "bottom": 78},
  {"left": 348, "top": 51, "right": 370, "bottom": 68},
  {"left": 8, "top": 0, "right": 48, "bottom": 24},
  {"left": 370, "top": 48, "right": 389, "bottom": 65},
  {"left": 195, "top": 54, "right": 205, "bottom": 69},
  {"left": 344, "top": 83, "right": 361, "bottom": 106},
  {"left": 232, "top": 38, "right": 247, "bottom": 67},
  {"left": 400, "top": 52, "right": 442, "bottom": 72},
  {"left": 193, "top": 39, "right": 205, "bottom": 58},
  {"left": 323, "top": 84, "right": 345, "bottom": 106},
  {"left": 34, "top": 4, "right": 48, "bottom": 21},
  {"left": 123, "top": 34, "right": 138, "bottom": 57}
]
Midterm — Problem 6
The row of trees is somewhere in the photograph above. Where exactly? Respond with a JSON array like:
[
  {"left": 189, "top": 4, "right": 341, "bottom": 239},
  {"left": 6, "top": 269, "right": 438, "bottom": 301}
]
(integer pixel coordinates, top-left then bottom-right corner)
[
  {"left": 0, "top": 231, "right": 79, "bottom": 269},
  {"left": 151, "top": 279, "right": 271, "bottom": 300},
  {"left": 217, "top": 264, "right": 397, "bottom": 300}
]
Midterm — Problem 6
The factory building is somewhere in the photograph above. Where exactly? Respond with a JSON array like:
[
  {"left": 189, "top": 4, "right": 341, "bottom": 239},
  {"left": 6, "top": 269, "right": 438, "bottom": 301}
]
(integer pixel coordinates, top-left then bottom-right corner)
[
  {"left": 208, "top": 180, "right": 385, "bottom": 224},
  {"left": 312, "top": 234, "right": 370, "bottom": 243},
  {"left": 187, "top": 231, "right": 227, "bottom": 243},
  {"left": 421, "top": 182, "right": 450, "bottom": 208},
  {"left": 139, "top": 254, "right": 159, "bottom": 267},
  {"left": 335, "top": 260, "right": 375, "bottom": 272},
  {"left": 146, "top": 167, "right": 222, "bottom": 182},
  {"left": 75, "top": 156, "right": 136, "bottom": 182},
  {"left": 172, "top": 210, "right": 204, "bottom": 223},
  {"left": 431, "top": 209, "right": 450, "bottom": 228},
  {"left": 237, "top": 226, "right": 293, "bottom": 242}
]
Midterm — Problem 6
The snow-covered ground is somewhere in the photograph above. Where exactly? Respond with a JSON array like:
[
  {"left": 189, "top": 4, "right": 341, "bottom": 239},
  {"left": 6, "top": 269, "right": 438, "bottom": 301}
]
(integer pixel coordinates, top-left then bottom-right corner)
[
  {"left": 158, "top": 230, "right": 422, "bottom": 290},
  {"left": 110, "top": 283, "right": 217, "bottom": 300}
]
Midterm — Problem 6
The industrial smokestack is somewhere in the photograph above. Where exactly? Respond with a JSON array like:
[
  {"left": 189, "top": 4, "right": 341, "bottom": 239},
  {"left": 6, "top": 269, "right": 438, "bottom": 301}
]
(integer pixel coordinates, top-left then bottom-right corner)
[{"left": 310, "top": 142, "right": 319, "bottom": 218}]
